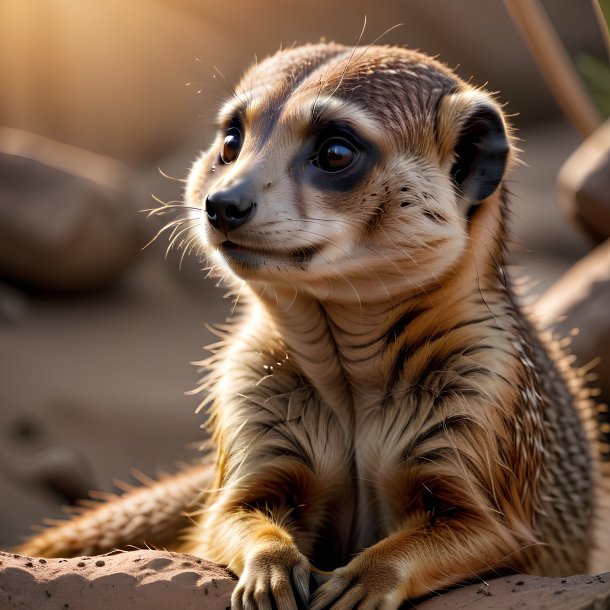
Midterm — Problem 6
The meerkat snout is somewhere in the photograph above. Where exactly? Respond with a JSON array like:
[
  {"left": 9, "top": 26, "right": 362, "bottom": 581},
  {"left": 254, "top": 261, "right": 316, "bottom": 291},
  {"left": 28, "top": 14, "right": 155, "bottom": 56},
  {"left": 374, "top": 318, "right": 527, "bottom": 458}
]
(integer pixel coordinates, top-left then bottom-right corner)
[
  {"left": 204, "top": 182, "right": 257, "bottom": 234},
  {"left": 204, "top": 114, "right": 257, "bottom": 234}
]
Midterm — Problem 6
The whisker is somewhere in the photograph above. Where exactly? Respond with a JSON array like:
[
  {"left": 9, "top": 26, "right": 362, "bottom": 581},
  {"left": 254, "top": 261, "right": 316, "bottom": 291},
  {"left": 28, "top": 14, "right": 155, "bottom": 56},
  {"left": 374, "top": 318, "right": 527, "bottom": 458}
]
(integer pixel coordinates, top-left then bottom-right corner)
[
  {"left": 142, "top": 216, "right": 192, "bottom": 251},
  {"left": 157, "top": 166, "right": 187, "bottom": 184},
  {"left": 167, "top": 223, "right": 200, "bottom": 258}
]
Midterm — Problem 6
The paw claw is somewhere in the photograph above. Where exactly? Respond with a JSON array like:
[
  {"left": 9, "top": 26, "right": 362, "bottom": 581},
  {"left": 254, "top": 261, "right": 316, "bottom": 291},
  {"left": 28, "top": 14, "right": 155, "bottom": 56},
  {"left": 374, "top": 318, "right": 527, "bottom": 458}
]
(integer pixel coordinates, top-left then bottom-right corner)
[
  {"left": 292, "top": 563, "right": 310, "bottom": 604},
  {"left": 309, "top": 559, "right": 402, "bottom": 610},
  {"left": 253, "top": 588, "right": 273, "bottom": 610},
  {"left": 233, "top": 545, "right": 310, "bottom": 609}
]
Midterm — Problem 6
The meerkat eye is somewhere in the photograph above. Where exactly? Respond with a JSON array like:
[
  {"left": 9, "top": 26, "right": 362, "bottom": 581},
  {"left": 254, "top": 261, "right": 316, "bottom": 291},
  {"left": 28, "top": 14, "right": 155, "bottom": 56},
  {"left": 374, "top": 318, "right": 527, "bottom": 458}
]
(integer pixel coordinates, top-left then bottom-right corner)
[
  {"left": 314, "top": 137, "right": 358, "bottom": 172},
  {"left": 219, "top": 125, "right": 243, "bottom": 165}
]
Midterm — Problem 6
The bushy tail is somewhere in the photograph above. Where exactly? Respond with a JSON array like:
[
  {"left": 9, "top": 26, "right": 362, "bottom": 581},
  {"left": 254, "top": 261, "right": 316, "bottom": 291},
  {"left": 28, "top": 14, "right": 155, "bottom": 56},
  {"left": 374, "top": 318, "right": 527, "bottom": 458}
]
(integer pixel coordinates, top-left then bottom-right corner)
[{"left": 13, "top": 462, "right": 214, "bottom": 558}]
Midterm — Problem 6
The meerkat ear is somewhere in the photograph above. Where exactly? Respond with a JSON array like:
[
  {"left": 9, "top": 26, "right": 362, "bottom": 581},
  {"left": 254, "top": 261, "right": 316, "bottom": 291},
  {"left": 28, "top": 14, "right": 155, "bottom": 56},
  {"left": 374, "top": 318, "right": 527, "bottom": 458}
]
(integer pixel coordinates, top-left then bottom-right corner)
[{"left": 438, "top": 90, "right": 511, "bottom": 212}]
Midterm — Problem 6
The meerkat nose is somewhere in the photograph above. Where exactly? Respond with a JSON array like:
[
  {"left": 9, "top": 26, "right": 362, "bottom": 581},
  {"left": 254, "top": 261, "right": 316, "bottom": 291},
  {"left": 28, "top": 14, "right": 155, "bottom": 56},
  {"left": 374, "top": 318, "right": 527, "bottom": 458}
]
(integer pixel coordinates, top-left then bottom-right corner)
[{"left": 205, "top": 183, "right": 257, "bottom": 233}]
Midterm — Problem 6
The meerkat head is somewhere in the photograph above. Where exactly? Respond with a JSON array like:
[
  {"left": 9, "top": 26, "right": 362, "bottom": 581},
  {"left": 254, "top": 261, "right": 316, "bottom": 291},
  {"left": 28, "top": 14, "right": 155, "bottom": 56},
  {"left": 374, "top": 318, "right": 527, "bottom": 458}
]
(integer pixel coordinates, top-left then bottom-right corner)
[{"left": 187, "top": 43, "right": 512, "bottom": 302}]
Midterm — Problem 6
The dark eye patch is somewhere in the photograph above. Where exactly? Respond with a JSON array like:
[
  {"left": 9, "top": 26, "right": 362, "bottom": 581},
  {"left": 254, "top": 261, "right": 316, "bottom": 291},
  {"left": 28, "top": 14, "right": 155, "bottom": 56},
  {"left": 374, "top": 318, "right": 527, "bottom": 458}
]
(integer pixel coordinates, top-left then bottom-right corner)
[{"left": 301, "top": 123, "right": 377, "bottom": 193}]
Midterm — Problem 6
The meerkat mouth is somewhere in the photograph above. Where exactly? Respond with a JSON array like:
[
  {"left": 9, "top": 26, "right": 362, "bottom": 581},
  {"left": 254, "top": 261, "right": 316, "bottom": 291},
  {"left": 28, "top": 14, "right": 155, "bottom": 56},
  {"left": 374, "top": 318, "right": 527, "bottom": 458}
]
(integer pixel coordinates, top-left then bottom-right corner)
[{"left": 218, "top": 240, "right": 319, "bottom": 268}]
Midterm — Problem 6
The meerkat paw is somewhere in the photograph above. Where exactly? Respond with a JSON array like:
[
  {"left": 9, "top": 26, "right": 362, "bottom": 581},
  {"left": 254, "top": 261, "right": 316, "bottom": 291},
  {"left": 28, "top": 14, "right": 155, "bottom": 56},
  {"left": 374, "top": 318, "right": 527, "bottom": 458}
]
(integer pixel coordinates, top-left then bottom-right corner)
[
  {"left": 232, "top": 542, "right": 310, "bottom": 610},
  {"left": 309, "top": 556, "right": 403, "bottom": 610}
]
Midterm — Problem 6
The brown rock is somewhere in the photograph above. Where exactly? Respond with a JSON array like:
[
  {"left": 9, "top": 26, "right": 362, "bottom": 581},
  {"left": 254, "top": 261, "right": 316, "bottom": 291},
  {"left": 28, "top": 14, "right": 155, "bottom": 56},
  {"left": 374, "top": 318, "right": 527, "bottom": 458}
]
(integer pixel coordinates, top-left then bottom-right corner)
[
  {"left": 0, "top": 127, "right": 141, "bottom": 292},
  {"left": 559, "top": 119, "right": 610, "bottom": 243},
  {"left": 417, "top": 572, "right": 610, "bottom": 609},
  {"left": 2, "top": 550, "right": 609, "bottom": 609},
  {"left": 0, "top": 550, "right": 234, "bottom": 610}
]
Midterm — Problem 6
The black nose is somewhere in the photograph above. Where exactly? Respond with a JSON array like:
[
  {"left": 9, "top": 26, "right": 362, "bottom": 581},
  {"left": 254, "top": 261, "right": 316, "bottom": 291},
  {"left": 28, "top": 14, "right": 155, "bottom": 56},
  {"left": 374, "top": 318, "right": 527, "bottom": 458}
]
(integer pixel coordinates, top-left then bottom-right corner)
[{"left": 205, "top": 183, "right": 256, "bottom": 233}]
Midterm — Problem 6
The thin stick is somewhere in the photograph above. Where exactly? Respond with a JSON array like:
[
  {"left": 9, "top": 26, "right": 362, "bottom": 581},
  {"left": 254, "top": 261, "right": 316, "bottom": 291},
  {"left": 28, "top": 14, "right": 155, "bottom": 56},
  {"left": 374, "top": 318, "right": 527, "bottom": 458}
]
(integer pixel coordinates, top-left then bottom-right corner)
[
  {"left": 593, "top": 0, "right": 610, "bottom": 59},
  {"left": 504, "top": 0, "right": 602, "bottom": 137}
]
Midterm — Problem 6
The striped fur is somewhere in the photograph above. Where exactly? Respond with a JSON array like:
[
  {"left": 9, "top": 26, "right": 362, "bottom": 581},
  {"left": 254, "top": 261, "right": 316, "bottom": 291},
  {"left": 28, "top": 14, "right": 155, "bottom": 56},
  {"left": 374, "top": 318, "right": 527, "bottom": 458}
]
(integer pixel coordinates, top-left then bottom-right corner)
[
  {"left": 15, "top": 43, "right": 609, "bottom": 609},
  {"left": 181, "top": 43, "right": 609, "bottom": 608}
]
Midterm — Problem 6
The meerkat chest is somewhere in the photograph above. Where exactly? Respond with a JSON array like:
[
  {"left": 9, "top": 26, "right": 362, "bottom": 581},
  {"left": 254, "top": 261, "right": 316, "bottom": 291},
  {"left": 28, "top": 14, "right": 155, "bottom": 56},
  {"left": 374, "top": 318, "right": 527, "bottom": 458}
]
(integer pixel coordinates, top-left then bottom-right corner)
[
  {"left": 302, "top": 389, "right": 429, "bottom": 561},
  {"left": 347, "top": 393, "right": 433, "bottom": 547},
  {"left": 222, "top": 346, "right": 455, "bottom": 559}
]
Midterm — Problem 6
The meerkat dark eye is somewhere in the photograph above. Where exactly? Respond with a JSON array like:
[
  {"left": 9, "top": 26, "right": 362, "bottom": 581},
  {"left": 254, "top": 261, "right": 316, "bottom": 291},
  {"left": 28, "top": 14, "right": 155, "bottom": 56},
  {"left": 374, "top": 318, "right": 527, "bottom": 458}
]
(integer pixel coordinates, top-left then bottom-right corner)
[
  {"left": 220, "top": 126, "right": 242, "bottom": 165},
  {"left": 314, "top": 137, "right": 358, "bottom": 172}
]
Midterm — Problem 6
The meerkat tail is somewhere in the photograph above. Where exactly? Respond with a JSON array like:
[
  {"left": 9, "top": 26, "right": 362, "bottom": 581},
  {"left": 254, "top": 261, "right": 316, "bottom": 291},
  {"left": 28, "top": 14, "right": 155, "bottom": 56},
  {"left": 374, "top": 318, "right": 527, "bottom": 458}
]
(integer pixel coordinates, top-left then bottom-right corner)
[{"left": 13, "top": 462, "right": 214, "bottom": 558}]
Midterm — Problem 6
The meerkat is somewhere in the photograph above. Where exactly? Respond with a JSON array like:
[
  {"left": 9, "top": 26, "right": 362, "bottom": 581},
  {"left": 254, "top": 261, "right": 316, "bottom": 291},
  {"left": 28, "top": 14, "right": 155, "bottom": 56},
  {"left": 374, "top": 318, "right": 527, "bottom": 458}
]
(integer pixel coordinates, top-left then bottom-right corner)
[{"left": 15, "top": 42, "right": 610, "bottom": 609}]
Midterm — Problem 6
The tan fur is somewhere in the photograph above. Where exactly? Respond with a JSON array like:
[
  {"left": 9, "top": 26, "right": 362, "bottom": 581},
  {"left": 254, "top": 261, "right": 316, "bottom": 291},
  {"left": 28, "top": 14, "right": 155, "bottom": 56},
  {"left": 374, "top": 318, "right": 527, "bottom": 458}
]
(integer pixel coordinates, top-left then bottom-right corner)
[{"left": 15, "top": 43, "right": 610, "bottom": 609}]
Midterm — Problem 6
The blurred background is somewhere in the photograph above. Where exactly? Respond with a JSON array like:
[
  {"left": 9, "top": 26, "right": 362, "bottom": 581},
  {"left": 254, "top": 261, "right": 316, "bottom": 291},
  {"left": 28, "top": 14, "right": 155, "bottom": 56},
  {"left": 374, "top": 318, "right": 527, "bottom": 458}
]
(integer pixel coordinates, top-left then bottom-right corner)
[{"left": 0, "top": 0, "right": 608, "bottom": 549}]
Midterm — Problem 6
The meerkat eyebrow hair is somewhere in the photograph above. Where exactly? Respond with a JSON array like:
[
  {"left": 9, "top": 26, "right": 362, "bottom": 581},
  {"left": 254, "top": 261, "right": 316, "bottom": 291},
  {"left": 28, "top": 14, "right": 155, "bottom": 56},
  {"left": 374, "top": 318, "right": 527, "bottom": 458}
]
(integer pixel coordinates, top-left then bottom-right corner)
[
  {"left": 216, "top": 98, "right": 249, "bottom": 129},
  {"left": 296, "top": 95, "right": 385, "bottom": 142},
  {"left": 308, "top": 119, "right": 368, "bottom": 146}
]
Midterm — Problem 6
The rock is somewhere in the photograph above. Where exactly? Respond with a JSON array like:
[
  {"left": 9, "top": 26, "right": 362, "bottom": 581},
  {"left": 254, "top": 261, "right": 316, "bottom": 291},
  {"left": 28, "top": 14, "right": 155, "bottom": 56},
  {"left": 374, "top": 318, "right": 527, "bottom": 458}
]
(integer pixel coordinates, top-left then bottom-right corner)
[
  {"left": 417, "top": 572, "right": 610, "bottom": 609},
  {"left": 2, "top": 550, "right": 609, "bottom": 609},
  {"left": 0, "top": 127, "right": 142, "bottom": 292},
  {"left": 558, "top": 119, "right": 610, "bottom": 243},
  {"left": 0, "top": 550, "right": 234, "bottom": 610},
  {"left": 0, "top": 282, "right": 28, "bottom": 324}
]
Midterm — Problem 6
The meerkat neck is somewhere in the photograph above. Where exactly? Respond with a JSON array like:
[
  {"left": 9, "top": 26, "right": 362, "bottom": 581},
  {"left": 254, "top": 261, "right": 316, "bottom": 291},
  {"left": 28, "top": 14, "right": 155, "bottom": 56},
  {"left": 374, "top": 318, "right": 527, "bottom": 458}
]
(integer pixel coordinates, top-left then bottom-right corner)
[
  {"left": 255, "top": 285, "right": 356, "bottom": 427},
  {"left": 251, "top": 198, "right": 513, "bottom": 415}
]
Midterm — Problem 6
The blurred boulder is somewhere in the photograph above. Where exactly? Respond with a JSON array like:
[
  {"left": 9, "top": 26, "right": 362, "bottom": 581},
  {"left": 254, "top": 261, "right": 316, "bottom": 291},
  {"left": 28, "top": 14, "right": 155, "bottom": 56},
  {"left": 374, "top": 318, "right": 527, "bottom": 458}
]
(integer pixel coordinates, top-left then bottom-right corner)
[
  {"left": 558, "top": 119, "right": 610, "bottom": 243},
  {"left": 0, "top": 127, "right": 142, "bottom": 292}
]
